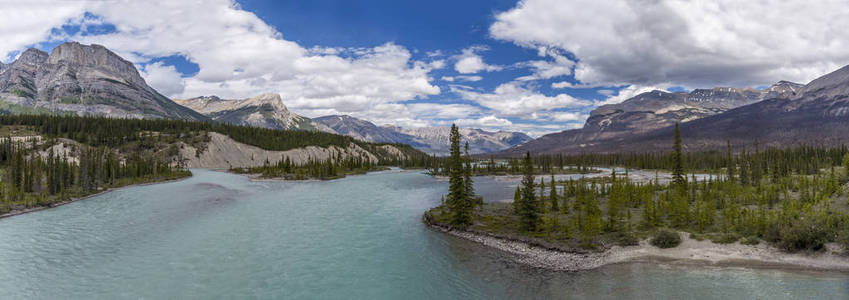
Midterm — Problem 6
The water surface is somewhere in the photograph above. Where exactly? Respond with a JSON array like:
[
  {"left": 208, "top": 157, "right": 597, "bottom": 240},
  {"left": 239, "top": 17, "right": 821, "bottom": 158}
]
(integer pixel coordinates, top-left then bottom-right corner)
[{"left": 0, "top": 169, "right": 846, "bottom": 299}]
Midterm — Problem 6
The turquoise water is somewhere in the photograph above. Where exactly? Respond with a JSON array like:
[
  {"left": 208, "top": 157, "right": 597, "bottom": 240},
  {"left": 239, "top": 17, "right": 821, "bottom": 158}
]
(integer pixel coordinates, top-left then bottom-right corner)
[{"left": 0, "top": 169, "right": 846, "bottom": 299}]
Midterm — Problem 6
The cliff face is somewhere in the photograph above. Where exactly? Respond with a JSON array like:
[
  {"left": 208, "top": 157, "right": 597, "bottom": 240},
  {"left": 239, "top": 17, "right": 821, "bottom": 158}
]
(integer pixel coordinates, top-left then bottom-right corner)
[{"left": 0, "top": 42, "right": 206, "bottom": 120}]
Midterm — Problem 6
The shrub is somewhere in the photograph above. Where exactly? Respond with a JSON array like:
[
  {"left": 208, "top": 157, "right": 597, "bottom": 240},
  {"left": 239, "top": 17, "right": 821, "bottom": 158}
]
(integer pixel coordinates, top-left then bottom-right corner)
[
  {"left": 617, "top": 233, "right": 639, "bottom": 246},
  {"left": 651, "top": 229, "right": 681, "bottom": 248},
  {"left": 777, "top": 218, "right": 830, "bottom": 252},
  {"left": 712, "top": 233, "right": 740, "bottom": 244}
]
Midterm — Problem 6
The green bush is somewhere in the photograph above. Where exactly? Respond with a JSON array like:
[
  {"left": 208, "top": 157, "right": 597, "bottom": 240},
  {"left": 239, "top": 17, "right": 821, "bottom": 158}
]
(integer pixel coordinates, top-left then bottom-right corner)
[
  {"left": 712, "top": 233, "right": 740, "bottom": 244},
  {"left": 617, "top": 233, "right": 639, "bottom": 246},
  {"left": 778, "top": 218, "right": 830, "bottom": 252},
  {"left": 651, "top": 229, "right": 681, "bottom": 248}
]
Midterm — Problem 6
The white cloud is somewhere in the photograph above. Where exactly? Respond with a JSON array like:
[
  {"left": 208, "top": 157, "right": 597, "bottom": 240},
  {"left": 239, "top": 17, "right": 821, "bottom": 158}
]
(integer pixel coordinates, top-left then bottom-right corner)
[
  {"left": 140, "top": 62, "right": 185, "bottom": 97},
  {"left": 0, "top": 0, "right": 440, "bottom": 116},
  {"left": 452, "top": 81, "right": 592, "bottom": 118},
  {"left": 547, "top": 111, "right": 588, "bottom": 123},
  {"left": 491, "top": 0, "right": 849, "bottom": 88},
  {"left": 0, "top": 2, "right": 89, "bottom": 62},
  {"left": 455, "top": 75, "right": 482, "bottom": 82},
  {"left": 454, "top": 115, "right": 513, "bottom": 128},
  {"left": 429, "top": 59, "right": 446, "bottom": 69},
  {"left": 441, "top": 76, "right": 455, "bottom": 82},
  {"left": 596, "top": 85, "right": 669, "bottom": 106},
  {"left": 406, "top": 103, "right": 482, "bottom": 119},
  {"left": 515, "top": 48, "right": 574, "bottom": 81},
  {"left": 453, "top": 46, "right": 502, "bottom": 74}
]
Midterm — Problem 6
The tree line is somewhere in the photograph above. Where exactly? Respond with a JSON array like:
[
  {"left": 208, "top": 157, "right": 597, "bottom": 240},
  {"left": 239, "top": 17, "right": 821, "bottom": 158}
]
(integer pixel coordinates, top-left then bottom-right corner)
[{"left": 428, "top": 123, "right": 849, "bottom": 252}]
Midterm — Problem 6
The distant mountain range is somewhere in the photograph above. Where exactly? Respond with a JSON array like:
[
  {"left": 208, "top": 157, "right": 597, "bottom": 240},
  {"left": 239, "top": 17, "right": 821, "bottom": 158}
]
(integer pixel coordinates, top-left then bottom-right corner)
[
  {"left": 0, "top": 42, "right": 204, "bottom": 120},
  {"left": 499, "top": 65, "right": 849, "bottom": 155},
  {"left": 173, "top": 97, "right": 532, "bottom": 155},
  {"left": 313, "top": 115, "right": 533, "bottom": 155}
]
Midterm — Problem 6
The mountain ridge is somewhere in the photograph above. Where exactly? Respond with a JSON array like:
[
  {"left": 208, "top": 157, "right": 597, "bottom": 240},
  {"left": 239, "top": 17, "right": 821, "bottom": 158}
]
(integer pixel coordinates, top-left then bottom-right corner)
[{"left": 499, "top": 65, "right": 849, "bottom": 155}]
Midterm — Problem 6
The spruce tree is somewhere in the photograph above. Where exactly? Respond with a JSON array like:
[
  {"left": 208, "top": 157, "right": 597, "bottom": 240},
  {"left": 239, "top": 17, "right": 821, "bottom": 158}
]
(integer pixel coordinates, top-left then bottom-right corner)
[
  {"left": 463, "top": 142, "right": 476, "bottom": 206},
  {"left": 843, "top": 153, "right": 849, "bottom": 179},
  {"left": 518, "top": 152, "right": 540, "bottom": 231},
  {"left": 446, "top": 124, "right": 471, "bottom": 227},
  {"left": 549, "top": 173, "right": 559, "bottom": 212},
  {"left": 513, "top": 186, "right": 521, "bottom": 214},
  {"left": 672, "top": 123, "right": 686, "bottom": 187},
  {"left": 726, "top": 140, "right": 735, "bottom": 182}
]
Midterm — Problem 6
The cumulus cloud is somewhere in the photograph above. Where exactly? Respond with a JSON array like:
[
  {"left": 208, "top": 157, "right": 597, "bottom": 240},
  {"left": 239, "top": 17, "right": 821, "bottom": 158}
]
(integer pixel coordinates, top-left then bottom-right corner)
[
  {"left": 515, "top": 48, "right": 574, "bottom": 81},
  {"left": 453, "top": 115, "right": 513, "bottom": 128},
  {"left": 140, "top": 62, "right": 185, "bottom": 97},
  {"left": 596, "top": 84, "right": 670, "bottom": 106},
  {"left": 452, "top": 81, "right": 592, "bottom": 118},
  {"left": 453, "top": 46, "right": 502, "bottom": 74},
  {"left": 406, "top": 103, "right": 482, "bottom": 119},
  {"left": 0, "top": 2, "right": 89, "bottom": 62},
  {"left": 0, "top": 0, "right": 440, "bottom": 117},
  {"left": 491, "top": 0, "right": 849, "bottom": 88}
]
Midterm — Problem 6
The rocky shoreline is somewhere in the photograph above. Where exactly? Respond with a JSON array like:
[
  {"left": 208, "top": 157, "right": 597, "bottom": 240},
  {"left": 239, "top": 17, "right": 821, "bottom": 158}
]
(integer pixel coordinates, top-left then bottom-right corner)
[{"left": 426, "top": 222, "right": 849, "bottom": 272}]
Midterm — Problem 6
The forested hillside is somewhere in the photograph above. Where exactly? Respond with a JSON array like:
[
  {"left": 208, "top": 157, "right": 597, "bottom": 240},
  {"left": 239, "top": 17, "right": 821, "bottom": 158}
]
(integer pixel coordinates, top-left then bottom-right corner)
[{"left": 0, "top": 114, "right": 433, "bottom": 216}]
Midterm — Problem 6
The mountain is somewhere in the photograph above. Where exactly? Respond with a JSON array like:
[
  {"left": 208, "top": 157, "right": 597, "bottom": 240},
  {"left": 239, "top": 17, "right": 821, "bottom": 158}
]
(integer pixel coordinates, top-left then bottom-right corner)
[
  {"left": 313, "top": 115, "right": 532, "bottom": 155},
  {"left": 0, "top": 42, "right": 205, "bottom": 120},
  {"left": 500, "top": 65, "right": 849, "bottom": 155},
  {"left": 399, "top": 127, "right": 532, "bottom": 155},
  {"left": 174, "top": 94, "right": 335, "bottom": 133},
  {"left": 582, "top": 82, "right": 802, "bottom": 141},
  {"left": 313, "top": 115, "right": 424, "bottom": 146}
]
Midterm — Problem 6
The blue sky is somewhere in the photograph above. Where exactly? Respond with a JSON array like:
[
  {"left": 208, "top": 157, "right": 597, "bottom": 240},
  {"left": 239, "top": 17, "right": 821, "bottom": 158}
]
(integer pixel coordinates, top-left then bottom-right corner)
[{"left": 2, "top": 0, "right": 848, "bottom": 136}]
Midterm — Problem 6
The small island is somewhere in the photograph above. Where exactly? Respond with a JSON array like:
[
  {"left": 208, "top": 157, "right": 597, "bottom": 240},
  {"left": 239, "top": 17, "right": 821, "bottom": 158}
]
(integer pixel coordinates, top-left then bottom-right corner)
[{"left": 425, "top": 124, "right": 849, "bottom": 271}]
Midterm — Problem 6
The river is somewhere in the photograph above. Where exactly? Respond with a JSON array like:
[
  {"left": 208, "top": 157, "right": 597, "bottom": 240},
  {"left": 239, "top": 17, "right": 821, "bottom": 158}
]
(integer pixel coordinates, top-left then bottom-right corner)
[{"left": 0, "top": 169, "right": 846, "bottom": 299}]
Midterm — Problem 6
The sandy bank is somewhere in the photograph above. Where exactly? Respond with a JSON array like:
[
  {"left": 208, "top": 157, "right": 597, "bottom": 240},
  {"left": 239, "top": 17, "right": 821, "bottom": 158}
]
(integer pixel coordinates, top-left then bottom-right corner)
[{"left": 427, "top": 223, "right": 849, "bottom": 272}]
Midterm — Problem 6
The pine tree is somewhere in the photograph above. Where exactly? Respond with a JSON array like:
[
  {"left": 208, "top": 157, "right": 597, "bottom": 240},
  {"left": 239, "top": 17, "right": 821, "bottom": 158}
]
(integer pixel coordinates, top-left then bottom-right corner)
[
  {"left": 446, "top": 124, "right": 471, "bottom": 227},
  {"left": 463, "top": 142, "right": 476, "bottom": 207},
  {"left": 842, "top": 153, "right": 849, "bottom": 179},
  {"left": 513, "top": 186, "right": 521, "bottom": 214},
  {"left": 672, "top": 123, "right": 686, "bottom": 187},
  {"left": 518, "top": 152, "right": 540, "bottom": 231},
  {"left": 726, "top": 140, "right": 735, "bottom": 182},
  {"left": 549, "top": 173, "right": 559, "bottom": 212}
]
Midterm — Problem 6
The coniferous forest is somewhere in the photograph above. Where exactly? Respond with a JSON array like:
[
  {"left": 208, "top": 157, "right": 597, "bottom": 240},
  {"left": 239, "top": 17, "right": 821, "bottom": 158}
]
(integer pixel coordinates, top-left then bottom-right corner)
[
  {"left": 426, "top": 123, "right": 849, "bottom": 253},
  {"left": 0, "top": 114, "right": 433, "bottom": 215}
]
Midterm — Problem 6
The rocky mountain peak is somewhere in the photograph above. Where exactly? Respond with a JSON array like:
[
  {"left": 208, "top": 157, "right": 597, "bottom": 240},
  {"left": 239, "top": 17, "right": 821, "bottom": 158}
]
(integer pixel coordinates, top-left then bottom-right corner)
[
  {"left": 0, "top": 42, "right": 205, "bottom": 120},
  {"left": 242, "top": 93, "right": 288, "bottom": 111},
  {"left": 794, "top": 64, "right": 849, "bottom": 101},
  {"left": 45, "top": 42, "right": 145, "bottom": 87},
  {"left": 15, "top": 48, "right": 48, "bottom": 66}
]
